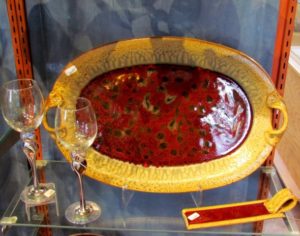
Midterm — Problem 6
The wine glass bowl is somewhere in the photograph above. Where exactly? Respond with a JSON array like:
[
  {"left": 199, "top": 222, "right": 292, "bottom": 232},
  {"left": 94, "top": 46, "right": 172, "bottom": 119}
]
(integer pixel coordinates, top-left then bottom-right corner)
[
  {"left": 1, "top": 79, "right": 44, "bottom": 133},
  {"left": 55, "top": 97, "right": 101, "bottom": 224},
  {"left": 56, "top": 98, "right": 97, "bottom": 151}
]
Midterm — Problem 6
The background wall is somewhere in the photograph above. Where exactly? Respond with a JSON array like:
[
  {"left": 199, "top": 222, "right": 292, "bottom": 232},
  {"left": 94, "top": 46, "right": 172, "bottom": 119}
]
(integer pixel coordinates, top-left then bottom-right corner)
[{"left": 25, "top": 0, "right": 279, "bottom": 90}]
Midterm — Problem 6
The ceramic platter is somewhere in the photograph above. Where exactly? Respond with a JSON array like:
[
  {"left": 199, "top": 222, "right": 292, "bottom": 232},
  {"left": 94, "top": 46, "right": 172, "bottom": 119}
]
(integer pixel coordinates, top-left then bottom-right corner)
[{"left": 44, "top": 37, "right": 287, "bottom": 193}]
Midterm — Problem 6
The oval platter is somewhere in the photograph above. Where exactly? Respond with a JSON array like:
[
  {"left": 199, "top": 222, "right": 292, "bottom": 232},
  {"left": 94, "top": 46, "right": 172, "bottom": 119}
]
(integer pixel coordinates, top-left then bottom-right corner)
[{"left": 44, "top": 37, "right": 287, "bottom": 193}]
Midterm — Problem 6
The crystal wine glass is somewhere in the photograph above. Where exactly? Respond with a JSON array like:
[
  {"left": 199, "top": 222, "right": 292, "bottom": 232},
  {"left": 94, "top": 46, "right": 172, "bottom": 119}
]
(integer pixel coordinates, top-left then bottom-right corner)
[
  {"left": 1, "top": 79, "right": 55, "bottom": 204},
  {"left": 54, "top": 97, "right": 100, "bottom": 224}
]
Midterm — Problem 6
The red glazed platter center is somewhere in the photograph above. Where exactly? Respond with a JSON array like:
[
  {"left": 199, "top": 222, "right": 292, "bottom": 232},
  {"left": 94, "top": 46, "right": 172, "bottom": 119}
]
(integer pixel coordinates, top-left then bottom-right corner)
[{"left": 80, "top": 64, "right": 252, "bottom": 167}]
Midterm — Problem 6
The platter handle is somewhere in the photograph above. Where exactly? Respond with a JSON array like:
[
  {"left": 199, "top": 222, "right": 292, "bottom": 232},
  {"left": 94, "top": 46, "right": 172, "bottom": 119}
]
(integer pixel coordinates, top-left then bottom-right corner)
[
  {"left": 265, "top": 91, "right": 288, "bottom": 145},
  {"left": 43, "top": 91, "right": 63, "bottom": 136}
]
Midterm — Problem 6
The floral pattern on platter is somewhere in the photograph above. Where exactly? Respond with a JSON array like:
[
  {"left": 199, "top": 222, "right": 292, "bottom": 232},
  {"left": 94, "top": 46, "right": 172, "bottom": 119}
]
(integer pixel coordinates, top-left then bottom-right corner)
[{"left": 81, "top": 64, "right": 252, "bottom": 167}]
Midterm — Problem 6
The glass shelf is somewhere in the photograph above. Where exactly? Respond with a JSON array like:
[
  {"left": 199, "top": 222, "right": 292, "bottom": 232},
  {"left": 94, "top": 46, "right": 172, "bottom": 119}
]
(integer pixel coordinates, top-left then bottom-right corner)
[{"left": 0, "top": 160, "right": 299, "bottom": 236}]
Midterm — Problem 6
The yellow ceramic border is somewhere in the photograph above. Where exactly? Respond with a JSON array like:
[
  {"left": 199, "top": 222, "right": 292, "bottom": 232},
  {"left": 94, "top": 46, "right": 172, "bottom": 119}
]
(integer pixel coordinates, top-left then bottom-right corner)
[
  {"left": 182, "top": 188, "right": 297, "bottom": 229},
  {"left": 43, "top": 37, "right": 287, "bottom": 193}
]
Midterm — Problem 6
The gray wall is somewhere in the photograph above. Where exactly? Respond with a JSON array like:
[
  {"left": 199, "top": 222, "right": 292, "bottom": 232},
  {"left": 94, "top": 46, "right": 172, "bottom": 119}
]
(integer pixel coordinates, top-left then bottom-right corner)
[{"left": 25, "top": 0, "right": 279, "bottom": 90}]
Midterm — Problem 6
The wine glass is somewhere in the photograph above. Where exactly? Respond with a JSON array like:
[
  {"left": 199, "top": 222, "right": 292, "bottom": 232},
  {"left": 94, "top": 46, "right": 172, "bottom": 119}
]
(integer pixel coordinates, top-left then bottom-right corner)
[
  {"left": 54, "top": 97, "right": 101, "bottom": 224},
  {"left": 0, "top": 79, "right": 55, "bottom": 204}
]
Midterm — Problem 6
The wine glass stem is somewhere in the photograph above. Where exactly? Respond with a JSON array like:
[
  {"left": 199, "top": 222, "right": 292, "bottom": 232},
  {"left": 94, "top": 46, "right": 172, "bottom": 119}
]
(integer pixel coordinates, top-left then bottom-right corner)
[
  {"left": 74, "top": 169, "right": 87, "bottom": 213},
  {"left": 21, "top": 132, "right": 39, "bottom": 191}
]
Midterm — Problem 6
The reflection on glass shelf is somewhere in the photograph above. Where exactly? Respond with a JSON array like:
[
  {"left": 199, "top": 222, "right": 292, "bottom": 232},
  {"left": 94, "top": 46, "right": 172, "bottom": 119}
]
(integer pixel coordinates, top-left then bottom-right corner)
[{"left": 0, "top": 161, "right": 299, "bottom": 236}]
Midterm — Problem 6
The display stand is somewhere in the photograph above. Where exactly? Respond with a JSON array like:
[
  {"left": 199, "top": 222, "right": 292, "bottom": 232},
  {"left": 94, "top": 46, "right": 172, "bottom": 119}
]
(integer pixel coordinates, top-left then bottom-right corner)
[
  {"left": 190, "top": 186, "right": 204, "bottom": 208},
  {"left": 21, "top": 183, "right": 59, "bottom": 221},
  {"left": 120, "top": 184, "right": 135, "bottom": 228},
  {"left": 2, "top": 0, "right": 298, "bottom": 235},
  {"left": 121, "top": 185, "right": 135, "bottom": 210}
]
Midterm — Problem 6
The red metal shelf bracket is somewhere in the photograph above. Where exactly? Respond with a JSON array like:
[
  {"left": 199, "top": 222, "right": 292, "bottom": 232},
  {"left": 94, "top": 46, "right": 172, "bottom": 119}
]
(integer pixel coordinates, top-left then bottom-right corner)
[{"left": 7, "top": 0, "right": 43, "bottom": 161}]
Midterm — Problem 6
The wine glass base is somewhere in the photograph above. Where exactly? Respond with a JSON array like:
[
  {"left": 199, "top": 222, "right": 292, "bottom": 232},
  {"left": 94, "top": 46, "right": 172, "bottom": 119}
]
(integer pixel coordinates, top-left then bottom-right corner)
[
  {"left": 20, "top": 183, "right": 59, "bottom": 221},
  {"left": 20, "top": 183, "right": 56, "bottom": 205},
  {"left": 65, "top": 201, "right": 101, "bottom": 225}
]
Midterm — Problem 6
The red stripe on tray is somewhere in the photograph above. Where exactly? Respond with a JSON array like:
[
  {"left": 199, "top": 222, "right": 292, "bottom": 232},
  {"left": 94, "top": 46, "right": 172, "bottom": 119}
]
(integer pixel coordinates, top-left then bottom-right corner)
[{"left": 184, "top": 203, "right": 269, "bottom": 225}]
